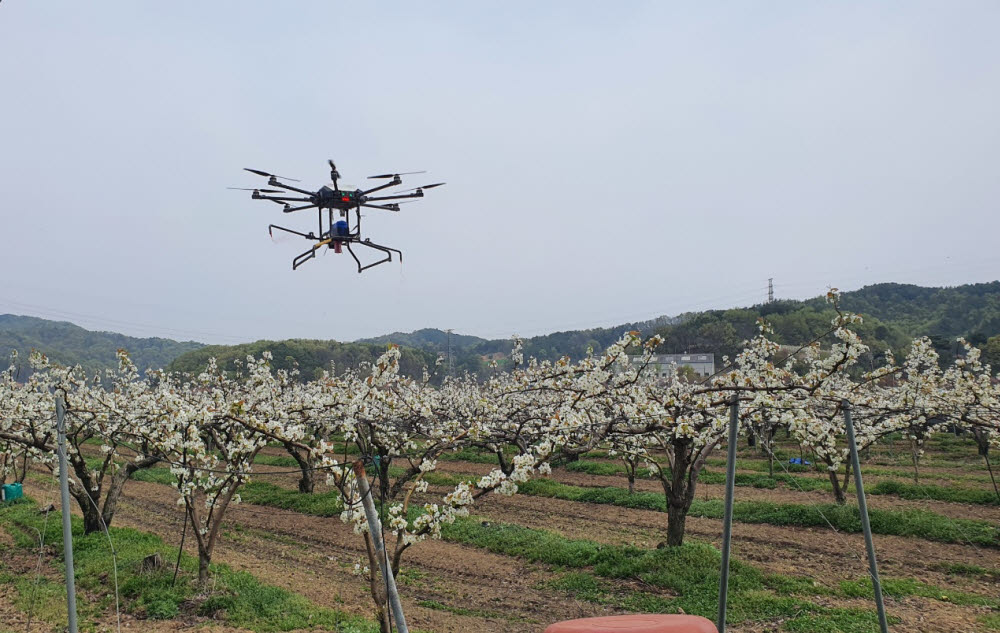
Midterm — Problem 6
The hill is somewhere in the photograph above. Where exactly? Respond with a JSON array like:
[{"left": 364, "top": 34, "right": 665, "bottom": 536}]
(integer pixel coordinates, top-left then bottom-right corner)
[
  {"left": 0, "top": 314, "right": 204, "bottom": 377},
  {"left": 350, "top": 282, "right": 1000, "bottom": 373},
  {"left": 357, "top": 328, "right": 489, "bottom": 351},
  {"left": 651, "top": 281, "right": 1000, "bottom": 367},
  {"left": 6, "top": 281, "right": 1000, "bottom": 381},
  {"left": 166, "top": 339, "right": 439, "bottom": 382}
]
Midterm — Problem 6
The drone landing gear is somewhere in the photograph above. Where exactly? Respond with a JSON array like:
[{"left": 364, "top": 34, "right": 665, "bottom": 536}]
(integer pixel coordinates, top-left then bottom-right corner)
[
  {"left": 345, "top": 239, "right": 403, "bottom": 273},
  {"left": 283, "top": 233, "right": 402, "bottom": 273}
]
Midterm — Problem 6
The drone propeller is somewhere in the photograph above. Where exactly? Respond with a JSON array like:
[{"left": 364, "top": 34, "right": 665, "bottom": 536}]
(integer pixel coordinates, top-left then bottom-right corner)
[
  {"left": 227, "top": 187, "right": 285, "bottom": 193},
  {"left": 391, "top": 182, "right": 446, "bottom": 194},
  {"left": 244, "top": 168, "right": 301, "bottom": 182},
  {"left": 367, "top": 170, "right": 426, "bottom": 179}
]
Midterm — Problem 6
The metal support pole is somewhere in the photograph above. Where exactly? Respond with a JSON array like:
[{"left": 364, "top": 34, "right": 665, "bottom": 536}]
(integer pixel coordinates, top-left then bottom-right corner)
[
  {"left": 352, "top": 461, "right": 409, "bottom": 633},
  {"left": 56, "top": 396, "right": 79, "bottom": 633},
  {"left": 717, "top": 396, "right": 739, "bottom": 633},
  {"left": 843, "top": 401, "right": 889, "bottom": 633}
]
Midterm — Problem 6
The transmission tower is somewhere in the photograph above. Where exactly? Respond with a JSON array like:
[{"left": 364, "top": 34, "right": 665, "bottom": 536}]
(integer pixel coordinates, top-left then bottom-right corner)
[
  {"left": 768, "top": 278, "right": 774, "bottom": 303},
  {"left": 446, "top": 329, "right": 454, "bottom": 377}
]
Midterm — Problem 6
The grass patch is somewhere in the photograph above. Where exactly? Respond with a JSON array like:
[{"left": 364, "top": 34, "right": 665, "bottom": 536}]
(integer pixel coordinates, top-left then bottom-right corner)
[
  {"left": 517, "top": 479, "right": 1000, "bottom": 546},
  {"left": 254, "top": 454, "right": 301, "bottom": 468},
  {"left": 869, "top": 480, "right": 999, "bottom": 505},
  {"left": 240, "top": 481, "right": 344, "bottom": 516},
  {"left": 980, "top": 613, "right": 1000, "bottom": 631},
  {"left": 130, "top": 466, "right": 174, "bottom": 485},
  {"left": 444, "top": 519, "right": 889, "bottom": 631},
  {"left": 839, "top": 577, "right": 999, "bottom": 608},
  {"left": 931, "top": 561, "right": 1000, "bottom": 581},
  {"left": 0, "top": 498, "right": 375, "bottom": 632},
  {"left": 565, "top": 460, "right": 999, "bottom": 504},
  {"left": 437, "top": 448, "right": 501, "bottom": 465}
]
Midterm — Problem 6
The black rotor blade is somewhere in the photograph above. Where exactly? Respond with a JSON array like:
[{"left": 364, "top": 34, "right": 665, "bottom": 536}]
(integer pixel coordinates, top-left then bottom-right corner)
[
  {"left": 227, "top": 187, "right": 285, "bottom": 193},
  {"left": 367, "top": 170, "right": 426, "bottom": 179},
  {"left": 243, "top": 167, "right": 301, "bottom": 182},
  {"left": 391, "top": 182, "right": 446, "bottom": 194}
]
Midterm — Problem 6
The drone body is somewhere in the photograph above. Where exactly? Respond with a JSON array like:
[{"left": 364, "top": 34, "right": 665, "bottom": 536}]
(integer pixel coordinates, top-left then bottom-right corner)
[{"left": 236, "top": 160, "right": 443, "bottom": 272}]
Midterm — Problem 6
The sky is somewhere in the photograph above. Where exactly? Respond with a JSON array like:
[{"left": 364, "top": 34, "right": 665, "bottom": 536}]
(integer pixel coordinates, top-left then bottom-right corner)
[{"left": 1, "top": 2, "right": 998, "bottom": 344}]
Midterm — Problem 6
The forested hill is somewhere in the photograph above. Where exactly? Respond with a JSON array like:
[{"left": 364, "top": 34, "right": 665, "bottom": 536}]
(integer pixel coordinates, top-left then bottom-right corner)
[
  {"left": 166, "top": 339, "right": 439, "bottom": 381},
  {"left": 804, "top": 282, "right": 1000, "bottom": 340},
  {"left": 5, "top": 281, "right": 1000, "bottom": 381},
  {"left": 0, "top": 314, "right": 203, "bottom": 377},
  {"left": 354, "top": 282, "right": 1000, "bottom": 373},
  {"left": 651, "top": 282, "right": 1000, "bottom": 368}
]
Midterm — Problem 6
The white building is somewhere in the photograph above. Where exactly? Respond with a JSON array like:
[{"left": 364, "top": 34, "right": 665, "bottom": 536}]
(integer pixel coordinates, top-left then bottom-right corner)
[{"left": 628, "top": 352, "right": 715, "bottom": 378}]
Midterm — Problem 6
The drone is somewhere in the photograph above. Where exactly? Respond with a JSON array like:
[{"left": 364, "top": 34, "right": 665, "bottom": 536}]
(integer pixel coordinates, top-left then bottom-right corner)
[{"left": 234, "top": 160, "right": 443, "bottom": 272}]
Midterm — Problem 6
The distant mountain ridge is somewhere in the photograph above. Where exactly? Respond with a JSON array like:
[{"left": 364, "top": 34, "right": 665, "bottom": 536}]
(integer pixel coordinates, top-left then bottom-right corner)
[
  {"left": 4, "top": 281, "right": 1000, "bottom": 379},
  {"left": 0, "top": 314, "right": 204, "bottom": 377},
  {"left": 355, "top": 282, "right": 1000, "bottom": 372}
]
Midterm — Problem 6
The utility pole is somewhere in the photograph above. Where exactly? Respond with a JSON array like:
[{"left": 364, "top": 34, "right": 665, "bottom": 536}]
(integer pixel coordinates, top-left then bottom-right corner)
[
  {"left": 56, "top": 395, "right": 79, "bottom": 633},
  {"left": 767, "top": 278, "right": 774, "bottom": 303}
]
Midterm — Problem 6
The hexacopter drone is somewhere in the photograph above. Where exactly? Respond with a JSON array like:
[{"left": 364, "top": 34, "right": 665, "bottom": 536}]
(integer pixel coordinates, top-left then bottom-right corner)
[{"left": 235, "top": 160, "right": 443, "bottom": 272}]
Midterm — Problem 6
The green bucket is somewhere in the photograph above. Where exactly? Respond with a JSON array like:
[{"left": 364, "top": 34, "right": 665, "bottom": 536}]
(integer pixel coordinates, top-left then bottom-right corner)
[{"left": 1, "top": 482, "right": 23, "bottom": 503}]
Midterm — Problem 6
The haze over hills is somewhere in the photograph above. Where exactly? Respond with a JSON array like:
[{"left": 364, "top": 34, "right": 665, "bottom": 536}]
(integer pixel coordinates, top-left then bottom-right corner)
[{"left": 3, "top": 282, "right": 1000, "bottom": 380}]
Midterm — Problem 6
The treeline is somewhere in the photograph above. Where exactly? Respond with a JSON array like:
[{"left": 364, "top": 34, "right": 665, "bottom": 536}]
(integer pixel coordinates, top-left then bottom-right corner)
[
  {"left": 655, "top": 282, "right": 1000, "bottom": 366},
  {"left": 371, "top": 282, "right": 1000, "bottom": 371},
  {"left": 167, "top": 338, "right": 440, "bottom": 382},
  {"left": 6, "top": 282, "right": 1000, "bottom": 381}
]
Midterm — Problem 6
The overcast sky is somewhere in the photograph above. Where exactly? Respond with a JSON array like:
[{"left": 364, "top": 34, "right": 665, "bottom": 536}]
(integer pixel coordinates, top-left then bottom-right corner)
[{"left": 1, "top": 2, "right": 998, "bottom": 344}]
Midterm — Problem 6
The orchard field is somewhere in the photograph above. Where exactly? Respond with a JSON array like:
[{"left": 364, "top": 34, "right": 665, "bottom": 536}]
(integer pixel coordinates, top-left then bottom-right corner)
[
  {"left": 2, "top": 430, "right": 999, "bottom": 633},
  {"left": 2, "top": 308, "right": 1000, "bottom": 633}
]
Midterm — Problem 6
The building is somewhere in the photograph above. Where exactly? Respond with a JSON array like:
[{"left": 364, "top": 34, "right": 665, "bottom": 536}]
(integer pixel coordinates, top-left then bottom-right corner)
[{"left": 628, "top": 352, "right": 715, "bottom": 378}]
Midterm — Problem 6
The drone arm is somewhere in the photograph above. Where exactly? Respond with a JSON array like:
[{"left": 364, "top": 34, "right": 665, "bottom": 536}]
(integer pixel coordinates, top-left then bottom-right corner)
[
  {"left": 269, "top": 224, "right": 315, "bottom": 239},
  {"left": 256, "top": 195, "right": 313, "bottom": 203},
  {"left": 270, "top": 180, "right": 316, "bottom": 196},
  {"left": 283, "top": 203, "right": 319, "bottom": 213},
  {"left": 360, "top": 203, "right": 400, "bottom": 212}
]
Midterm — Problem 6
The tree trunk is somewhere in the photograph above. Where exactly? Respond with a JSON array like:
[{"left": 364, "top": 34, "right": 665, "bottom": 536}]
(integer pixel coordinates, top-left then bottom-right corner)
[
  {"left": 66, "top": 478, "right": 103, "bottom": 535},
  {"left": 78, "top": 493, "right": 103, "bottom": 534},
  {"left": 828, "top": 469, "right": 847, "bottom": 505},
  {"left": 287, "top": 445, "right": 317, "bottom": 494},
  {"left": 198, "top": 551, "right": 211, "bottom": 586},
  {"left": 101, "top": 457, "right": 158, "bottom": 530},
  {"left": 662, "top": 438, "right": 695, "bottom": 547},
  {"left": 666, "top": 503, "right": 688, "bottom": 547},
  {"left": 298, "top": 466, "right": 316, "bottom": 494},
  {"left": 627, "top": 473, "right": 635, "bottom": 495}
]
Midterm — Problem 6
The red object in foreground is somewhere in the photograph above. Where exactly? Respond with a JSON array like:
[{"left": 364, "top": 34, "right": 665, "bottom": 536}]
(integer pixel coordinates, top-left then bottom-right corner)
[{"left": 544, "top": 615, "right": 718, "bottom": 633}]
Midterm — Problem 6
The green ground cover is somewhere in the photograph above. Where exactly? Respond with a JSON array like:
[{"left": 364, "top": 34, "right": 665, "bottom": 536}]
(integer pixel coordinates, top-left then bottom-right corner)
[{"left": 0, "top": 498, "right": 375, "bottom": 632}]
